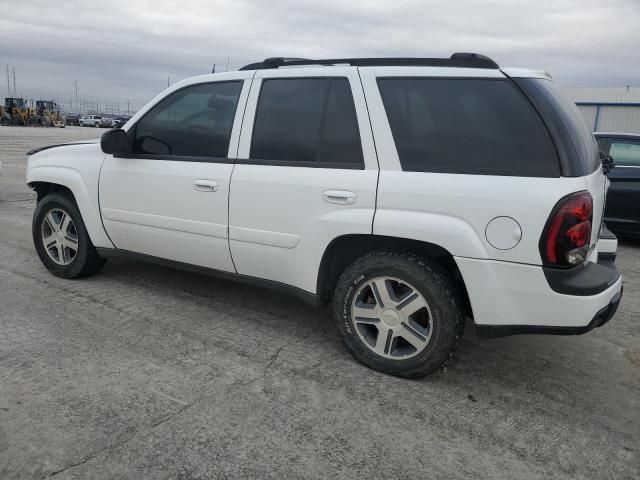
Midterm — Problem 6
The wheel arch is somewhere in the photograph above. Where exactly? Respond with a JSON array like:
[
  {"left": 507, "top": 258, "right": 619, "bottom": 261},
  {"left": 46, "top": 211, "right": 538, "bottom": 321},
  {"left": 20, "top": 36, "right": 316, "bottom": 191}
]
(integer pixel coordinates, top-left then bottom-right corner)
[
  {"left": 316, "top": 234, "right": 473, "bottom": 319},
  {"left": 27, "top": 168, "right": 114, "bottom": 249}
]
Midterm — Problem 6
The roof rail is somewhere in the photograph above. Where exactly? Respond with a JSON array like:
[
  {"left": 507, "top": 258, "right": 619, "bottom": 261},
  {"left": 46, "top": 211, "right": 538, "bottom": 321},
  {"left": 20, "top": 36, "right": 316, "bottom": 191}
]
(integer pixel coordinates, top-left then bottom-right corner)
[{"left": 239, "top": 53, "right": 499, "bottom": 71}]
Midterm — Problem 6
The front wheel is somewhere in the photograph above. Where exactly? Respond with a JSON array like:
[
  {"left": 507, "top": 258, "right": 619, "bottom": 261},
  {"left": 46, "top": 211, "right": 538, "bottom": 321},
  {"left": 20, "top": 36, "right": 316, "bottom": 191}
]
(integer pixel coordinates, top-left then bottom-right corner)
[
  {"left": 333, "top": 250, "right": 465, "bottom": 378},
  {"left": 33, "top": 193, "right": 106, "bottom": 278}
]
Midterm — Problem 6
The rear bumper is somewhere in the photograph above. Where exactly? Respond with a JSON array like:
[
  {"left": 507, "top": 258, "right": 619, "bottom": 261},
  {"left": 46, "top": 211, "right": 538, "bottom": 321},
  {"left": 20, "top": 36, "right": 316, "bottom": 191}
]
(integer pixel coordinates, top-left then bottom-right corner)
[
  {"left": 456, "top": 256, "right": 623, "bottom": 338},
  {"left": 475, "top": 287, "right": 622, "bottom": 338},
  {"left": 597, "top": 223, "right": 617, "bottom": 268}
]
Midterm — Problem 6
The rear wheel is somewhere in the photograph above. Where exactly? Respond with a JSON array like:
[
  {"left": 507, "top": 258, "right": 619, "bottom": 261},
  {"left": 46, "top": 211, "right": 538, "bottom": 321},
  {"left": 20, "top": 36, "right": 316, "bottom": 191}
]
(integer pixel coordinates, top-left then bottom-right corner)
[
  {"left": 33, "top": 193, "right": 106, "bottom": 278},
  {"left": 333, "top": 250, "right": 464, "bottom": 378}
]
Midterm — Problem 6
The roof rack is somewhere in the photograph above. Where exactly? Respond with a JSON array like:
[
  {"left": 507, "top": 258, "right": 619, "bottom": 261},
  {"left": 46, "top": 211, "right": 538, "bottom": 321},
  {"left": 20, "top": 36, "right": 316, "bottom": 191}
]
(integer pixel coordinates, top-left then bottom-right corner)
[{"left": 239, "top": 53, "right": 499, "bottom": 71}]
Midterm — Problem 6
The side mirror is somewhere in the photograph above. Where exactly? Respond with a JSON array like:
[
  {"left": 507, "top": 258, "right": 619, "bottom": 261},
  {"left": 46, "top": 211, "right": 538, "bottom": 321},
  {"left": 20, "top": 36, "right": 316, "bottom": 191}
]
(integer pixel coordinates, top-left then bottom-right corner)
[
  {"left": 101, "top": 128, "right": 127, "bottom": 155},
  {"left": 602, "top": 155, "right": 615, "bottom": 174},
  {"left": 599, "top": 150, "right": 615, "bottom": 174}
]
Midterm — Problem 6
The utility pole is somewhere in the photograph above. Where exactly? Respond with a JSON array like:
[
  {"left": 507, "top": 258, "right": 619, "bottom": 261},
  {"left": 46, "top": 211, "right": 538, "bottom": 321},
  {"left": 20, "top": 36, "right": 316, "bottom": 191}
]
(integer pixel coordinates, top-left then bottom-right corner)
[
  {"left": 12, "top": 67, "right": 17, "bottom": 98},
  {"left": 5, "top": 65, "right": 10, "bottom": 98},
  {"left": 74, "top": 80, "right": 78, "bottom": 114},
  {"left": 167, "top": 75, "right": 170, "bottom": 87},
  {"left": 226, "top": 57, "right": 230, "bottom": 71},
  {"left": 127, "top": 99, "right": 130, "bottom": 115}
]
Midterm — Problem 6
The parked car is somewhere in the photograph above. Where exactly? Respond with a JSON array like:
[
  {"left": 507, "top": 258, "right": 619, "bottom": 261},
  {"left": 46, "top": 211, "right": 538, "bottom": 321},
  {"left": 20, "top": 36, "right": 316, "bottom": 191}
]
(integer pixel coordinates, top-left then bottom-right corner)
[
  {"left": 595, "top": 132, "right": 640, "bottom": 237},
  {"left": 79, "top": 115, "right": 113, "bottom": 128},
  {"left": 65, "top": 114, "right": 80, "bottom": 127},
  {"left": 25, "top": 54, "right": 622, "bottom": 378},
  {"left": 112, "top": 116, "right": 131, "bottom": 128}
]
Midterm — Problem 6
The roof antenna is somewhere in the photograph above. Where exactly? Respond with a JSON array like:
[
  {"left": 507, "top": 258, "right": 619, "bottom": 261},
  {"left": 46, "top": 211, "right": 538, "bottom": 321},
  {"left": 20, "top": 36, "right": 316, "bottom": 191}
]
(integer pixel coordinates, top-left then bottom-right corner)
[{"left": 211, "top": 64, "right": 216, "bottom": 74}]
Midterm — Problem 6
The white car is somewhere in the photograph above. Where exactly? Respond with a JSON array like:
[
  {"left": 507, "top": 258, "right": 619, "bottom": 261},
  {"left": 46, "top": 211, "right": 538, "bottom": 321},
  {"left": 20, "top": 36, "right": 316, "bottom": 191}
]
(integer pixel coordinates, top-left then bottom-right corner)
[
  {"left": 79, "top": 115, "right": 112, "bottom": 128},
  {"left": 25, "top": 53, "right": 623, "bottom": 377}
]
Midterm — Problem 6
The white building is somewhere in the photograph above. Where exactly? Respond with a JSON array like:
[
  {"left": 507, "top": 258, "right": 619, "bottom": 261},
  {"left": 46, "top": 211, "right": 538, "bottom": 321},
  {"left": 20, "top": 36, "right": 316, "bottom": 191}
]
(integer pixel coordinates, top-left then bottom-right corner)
[{"left": 563, "top": 87, "right": 640, "bottom": 134}]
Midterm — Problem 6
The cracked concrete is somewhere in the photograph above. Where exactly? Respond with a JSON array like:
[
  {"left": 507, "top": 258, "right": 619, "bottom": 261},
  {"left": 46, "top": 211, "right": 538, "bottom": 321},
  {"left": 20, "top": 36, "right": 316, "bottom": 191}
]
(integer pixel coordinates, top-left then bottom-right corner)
[{"left": 1, "top": 127, "right": 639, "bottom": 479}]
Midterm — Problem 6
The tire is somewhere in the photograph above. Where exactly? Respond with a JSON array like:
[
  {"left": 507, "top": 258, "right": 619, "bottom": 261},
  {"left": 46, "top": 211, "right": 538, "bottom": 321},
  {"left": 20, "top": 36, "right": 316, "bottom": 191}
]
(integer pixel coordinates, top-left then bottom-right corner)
[
  {"left": 32, "top": 193, "right": 106, "bottom": 279},
  {"left": 332, "top": 250, "right": 465, "bottom": 378}
]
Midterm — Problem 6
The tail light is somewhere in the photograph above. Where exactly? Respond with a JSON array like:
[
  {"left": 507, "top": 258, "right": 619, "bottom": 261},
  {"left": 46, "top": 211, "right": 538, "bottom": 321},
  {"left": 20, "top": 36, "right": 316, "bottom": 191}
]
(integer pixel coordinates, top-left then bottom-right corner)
[{"left": 540, "top": 191, "right": 593, "bottom": 267}]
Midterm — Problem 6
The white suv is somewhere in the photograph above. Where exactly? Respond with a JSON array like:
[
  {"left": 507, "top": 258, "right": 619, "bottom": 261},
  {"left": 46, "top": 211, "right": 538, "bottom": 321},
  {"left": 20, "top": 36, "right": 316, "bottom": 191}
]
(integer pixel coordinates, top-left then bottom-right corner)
[{"left": 26, "top": 53, "right": 623, "bottom": 377}]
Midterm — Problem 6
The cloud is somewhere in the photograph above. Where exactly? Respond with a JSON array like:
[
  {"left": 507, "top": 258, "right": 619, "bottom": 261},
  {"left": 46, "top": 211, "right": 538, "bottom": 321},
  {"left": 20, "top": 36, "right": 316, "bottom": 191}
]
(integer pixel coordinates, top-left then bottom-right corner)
[{"left": 0, "top": 0, "right": 638, "bottom": 109}]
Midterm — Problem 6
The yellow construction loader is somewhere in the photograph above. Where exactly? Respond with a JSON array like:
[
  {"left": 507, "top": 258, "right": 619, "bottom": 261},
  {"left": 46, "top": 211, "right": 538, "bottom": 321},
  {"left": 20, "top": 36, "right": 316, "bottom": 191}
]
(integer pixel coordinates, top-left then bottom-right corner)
[
  {"left": 33, "top": 100, "right": 65, "bottom": 127},
  {"left": 0, "top": 98, "right": 28, "bottom": 126}
]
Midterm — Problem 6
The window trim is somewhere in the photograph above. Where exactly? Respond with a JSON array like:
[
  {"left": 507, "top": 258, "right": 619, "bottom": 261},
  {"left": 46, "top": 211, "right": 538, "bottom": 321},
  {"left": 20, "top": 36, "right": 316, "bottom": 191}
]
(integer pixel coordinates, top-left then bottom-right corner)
[
  {"left": 241, "top": 76, "right": 365, "bottom": 170},
  {"left": 115, "top": 80, "right": 244, "bottom": 163},
  {"left": 375, "top": 76, "right": 562, "bottom": 177}
]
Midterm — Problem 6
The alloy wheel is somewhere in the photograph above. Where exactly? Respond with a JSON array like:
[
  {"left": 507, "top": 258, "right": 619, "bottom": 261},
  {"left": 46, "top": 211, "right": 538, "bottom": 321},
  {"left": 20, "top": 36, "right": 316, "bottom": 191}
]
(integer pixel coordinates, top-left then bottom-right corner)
[
  {"left": 41, "top": 208, "right": 79, "bottom": 266},
  {"left": 351, "top": 276, "right": 433, "bottom": 359}
]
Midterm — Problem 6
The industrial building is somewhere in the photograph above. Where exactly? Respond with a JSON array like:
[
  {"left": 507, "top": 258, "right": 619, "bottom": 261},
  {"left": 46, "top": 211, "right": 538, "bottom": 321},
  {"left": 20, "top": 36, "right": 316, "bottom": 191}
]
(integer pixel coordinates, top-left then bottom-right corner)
[{"left": 564, "top": 87, "right": 640, "bottom": 134}]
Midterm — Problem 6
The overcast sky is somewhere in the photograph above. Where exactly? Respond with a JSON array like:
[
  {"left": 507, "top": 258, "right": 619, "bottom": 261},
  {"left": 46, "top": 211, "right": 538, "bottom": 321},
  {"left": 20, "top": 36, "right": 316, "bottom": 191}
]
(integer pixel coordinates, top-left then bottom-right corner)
[{"left": 1, "top": 0, "right": 639, "bottom": 108}]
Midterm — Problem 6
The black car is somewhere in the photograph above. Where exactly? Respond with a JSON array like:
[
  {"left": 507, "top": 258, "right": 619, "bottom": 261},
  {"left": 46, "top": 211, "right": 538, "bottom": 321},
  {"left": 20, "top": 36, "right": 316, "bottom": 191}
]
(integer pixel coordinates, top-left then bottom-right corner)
[
  {"left": 596, "top": 132, "right": 640, "bottom": 237},
  {"left": 113, "top": 116, "right": 131, "bottom": 128}
]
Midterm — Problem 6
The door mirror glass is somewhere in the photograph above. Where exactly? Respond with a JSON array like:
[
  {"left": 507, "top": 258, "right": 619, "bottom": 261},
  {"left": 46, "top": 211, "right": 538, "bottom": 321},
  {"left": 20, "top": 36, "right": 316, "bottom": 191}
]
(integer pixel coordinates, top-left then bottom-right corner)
[{"left": 101, "top": 128, "right": 127, "bottom": 155}]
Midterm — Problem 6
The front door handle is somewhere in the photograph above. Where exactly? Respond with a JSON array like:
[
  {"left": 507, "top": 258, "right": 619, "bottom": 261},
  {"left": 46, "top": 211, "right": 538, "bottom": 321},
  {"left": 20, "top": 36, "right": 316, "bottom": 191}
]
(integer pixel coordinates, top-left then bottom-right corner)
[
  {"left": 322, "top": 190, "right": 356, "bottom": 205},
  {"left": 193, "top": 179, "right": 219, "bottom": 192}
]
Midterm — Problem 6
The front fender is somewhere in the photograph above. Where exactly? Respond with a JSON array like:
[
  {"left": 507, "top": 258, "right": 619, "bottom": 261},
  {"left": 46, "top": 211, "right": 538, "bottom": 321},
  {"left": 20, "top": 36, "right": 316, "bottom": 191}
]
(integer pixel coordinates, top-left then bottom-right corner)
[{"left": 27, "top": 165, "right": 114, "bottom": 248}]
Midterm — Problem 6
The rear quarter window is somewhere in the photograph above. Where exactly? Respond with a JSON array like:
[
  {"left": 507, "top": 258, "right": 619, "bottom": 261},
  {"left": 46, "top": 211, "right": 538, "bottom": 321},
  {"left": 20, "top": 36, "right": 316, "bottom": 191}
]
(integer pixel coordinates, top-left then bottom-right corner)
[
  {"left": 377, "top": 78, "right": 559, "bottom": 177},
  {"left": 514, "top": 78, "right": 600, "bottom": 176}
]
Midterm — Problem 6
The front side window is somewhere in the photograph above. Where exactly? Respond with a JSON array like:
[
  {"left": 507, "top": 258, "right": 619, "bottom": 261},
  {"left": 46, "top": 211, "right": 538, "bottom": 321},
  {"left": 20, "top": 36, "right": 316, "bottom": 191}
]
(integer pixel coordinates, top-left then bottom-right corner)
[
  {"left": 250, "top": 78, "right": 363, "bottom": 168},
  {"left": 609, "top": 141, "right": 640, "bottom": 166},
  {"left": 378, "top": 78, "right": 559, "bottom": 177},
  {"left": 132, "top": 81, "right": 243, "bottom": 158}
]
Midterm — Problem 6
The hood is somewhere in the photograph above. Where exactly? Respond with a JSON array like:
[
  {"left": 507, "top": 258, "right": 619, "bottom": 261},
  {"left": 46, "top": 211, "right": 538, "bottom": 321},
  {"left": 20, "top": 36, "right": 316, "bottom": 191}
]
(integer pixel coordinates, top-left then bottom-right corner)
[{"left": 26, "top": 138, "right": 100, "bottom": 157}]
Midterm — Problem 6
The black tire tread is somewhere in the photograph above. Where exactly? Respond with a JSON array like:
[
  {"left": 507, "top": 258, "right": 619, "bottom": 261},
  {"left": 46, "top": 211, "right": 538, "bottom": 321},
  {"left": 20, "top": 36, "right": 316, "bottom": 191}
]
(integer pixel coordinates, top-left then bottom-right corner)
[
  {"left": 33, "top": 192, "right": 106, "bottom": 279},
  {"left": 332, "top": 249, "right": 465, "bottom": 378}
]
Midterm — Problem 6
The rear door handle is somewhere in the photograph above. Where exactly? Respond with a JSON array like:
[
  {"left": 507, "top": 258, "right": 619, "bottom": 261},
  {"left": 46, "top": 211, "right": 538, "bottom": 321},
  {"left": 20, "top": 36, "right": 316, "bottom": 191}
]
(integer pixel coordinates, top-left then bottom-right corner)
[
  {"left": 193, "top": 179, "right": 219, "bottom": 192},
  {"left": 322, "top": 190, "right": 356, "bottom": 205}
]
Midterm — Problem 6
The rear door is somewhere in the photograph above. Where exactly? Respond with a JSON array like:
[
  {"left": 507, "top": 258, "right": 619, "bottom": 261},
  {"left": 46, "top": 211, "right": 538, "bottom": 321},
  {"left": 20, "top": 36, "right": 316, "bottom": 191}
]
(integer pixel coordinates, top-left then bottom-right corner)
[
  {"left": 99, "top": 74, "right": 251, "bottom": 271},
  {"left": 603, "top": 137, "right": 640, "bottom": 233},
  {"left": 229, "top": 68, "right": 378, "bottom": 293}
]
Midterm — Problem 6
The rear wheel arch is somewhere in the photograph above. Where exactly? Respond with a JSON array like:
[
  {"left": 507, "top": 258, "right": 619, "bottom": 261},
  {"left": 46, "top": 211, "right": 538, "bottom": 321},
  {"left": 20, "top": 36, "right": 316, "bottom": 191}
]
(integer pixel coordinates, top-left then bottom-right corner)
[{"left": 316, "top": 234, "right": 473, "bottom": 319}]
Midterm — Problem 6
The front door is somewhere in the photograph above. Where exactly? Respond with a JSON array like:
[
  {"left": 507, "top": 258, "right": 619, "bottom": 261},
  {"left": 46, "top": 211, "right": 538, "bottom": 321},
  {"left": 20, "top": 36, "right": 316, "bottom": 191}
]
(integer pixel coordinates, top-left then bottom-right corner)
[
  {"left": 99, "top": 75, "right": 251, "bottom": 271},
  {"left": 603, "top": 137, "right": 640, "bottom": 234}
]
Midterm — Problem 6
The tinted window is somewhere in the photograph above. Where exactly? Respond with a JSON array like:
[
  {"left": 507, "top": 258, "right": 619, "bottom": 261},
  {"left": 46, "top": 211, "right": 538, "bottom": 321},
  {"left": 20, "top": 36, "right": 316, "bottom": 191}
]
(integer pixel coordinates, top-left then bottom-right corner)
[
  {"left": 251, "top": 78, "right": 362, "bottom": 167},
  {"left": 378, "top": 78, "right": 558, "bottom": 176},
  {"left": 516, "top": 78, "right": 600, "bottom": 176},
  {"left": 133, "top": 81, "right": 242, "bottom": 158},
  {"left": 609, "top": 141, "right": 640, "bottom": 166}
]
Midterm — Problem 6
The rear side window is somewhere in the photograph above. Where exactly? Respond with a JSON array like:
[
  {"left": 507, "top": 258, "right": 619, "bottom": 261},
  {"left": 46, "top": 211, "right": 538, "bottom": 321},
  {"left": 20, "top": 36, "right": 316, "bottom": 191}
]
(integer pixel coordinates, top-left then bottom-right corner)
[
  {"left": 251, "top": 78, "right": 363, "bottom": 168},
  {"left": 377, "top": 78, "right": 559, "bottom": 177},
  {"left": 609, "top": 140, "right": 640, "bottom": 166}
]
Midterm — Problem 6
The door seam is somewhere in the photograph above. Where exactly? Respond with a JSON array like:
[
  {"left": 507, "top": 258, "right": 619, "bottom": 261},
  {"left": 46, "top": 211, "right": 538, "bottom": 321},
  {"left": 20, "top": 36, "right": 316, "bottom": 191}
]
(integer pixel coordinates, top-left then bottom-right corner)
[{"left": 356, "top": 67, "right": 381, "bottom": 235}]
